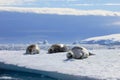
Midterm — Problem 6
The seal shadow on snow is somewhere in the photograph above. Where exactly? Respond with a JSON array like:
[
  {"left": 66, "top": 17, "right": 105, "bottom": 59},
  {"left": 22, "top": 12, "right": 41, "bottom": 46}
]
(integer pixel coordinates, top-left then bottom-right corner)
[{"left": 0, "top": 62, "right": 99, "bottom": 80}]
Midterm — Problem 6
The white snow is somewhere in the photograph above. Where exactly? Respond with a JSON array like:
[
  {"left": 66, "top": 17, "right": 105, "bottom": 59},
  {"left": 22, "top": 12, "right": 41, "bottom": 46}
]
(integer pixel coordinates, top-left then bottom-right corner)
[{"left": 0, "top": 49, "right": 120, "bottom": 80}]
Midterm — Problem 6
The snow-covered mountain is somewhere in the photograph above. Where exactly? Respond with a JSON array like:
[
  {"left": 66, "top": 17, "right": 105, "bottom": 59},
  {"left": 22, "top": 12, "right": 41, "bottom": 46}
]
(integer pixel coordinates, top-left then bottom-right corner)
[{"left": 81, "top": 34, "right": 120, "bottom": 45}]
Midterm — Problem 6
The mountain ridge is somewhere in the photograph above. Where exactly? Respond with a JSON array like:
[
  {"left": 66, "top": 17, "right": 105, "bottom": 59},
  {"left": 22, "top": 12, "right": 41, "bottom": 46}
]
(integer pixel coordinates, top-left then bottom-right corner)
[{"left": 81, "top": 34, "right": 120, "bottom": 45}]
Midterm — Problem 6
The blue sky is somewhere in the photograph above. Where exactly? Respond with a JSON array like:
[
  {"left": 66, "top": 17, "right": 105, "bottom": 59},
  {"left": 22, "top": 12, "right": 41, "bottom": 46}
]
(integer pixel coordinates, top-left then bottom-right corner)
[{"left": 0, "top": 0, "right": 120, "bottom": 43}]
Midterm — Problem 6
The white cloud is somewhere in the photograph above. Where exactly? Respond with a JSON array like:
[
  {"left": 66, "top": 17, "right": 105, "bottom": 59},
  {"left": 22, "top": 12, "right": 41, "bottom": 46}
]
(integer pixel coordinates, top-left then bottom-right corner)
[
  {"left": 73, "top": 4, "right": 94, "bottom": 6},
  {"left": 21, "top": 30, "right": 63, "bottom": 33},
  {"left": 73, "top": 3, "right": 120, "bottom": 6},
  {"left": 0, "top": 0, "right": 36, "bottom": 5},
  {"left": 111, "top": 22, "right": 120, "bottom": 26},
  {"left": 37, "top": 0, "right": 77, "bottom": 1},
  {"left": 104, "top": 3, "right": 120, "bottom": 6},
  {"left": 0, "top": 7, "right": 120, "bottom": 16}
]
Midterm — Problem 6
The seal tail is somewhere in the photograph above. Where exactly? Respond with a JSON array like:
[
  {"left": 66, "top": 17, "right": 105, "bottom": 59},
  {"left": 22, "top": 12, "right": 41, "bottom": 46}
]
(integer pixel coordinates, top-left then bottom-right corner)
[{"left": 89, "top": 52, "right": 95, "bottom": 56}]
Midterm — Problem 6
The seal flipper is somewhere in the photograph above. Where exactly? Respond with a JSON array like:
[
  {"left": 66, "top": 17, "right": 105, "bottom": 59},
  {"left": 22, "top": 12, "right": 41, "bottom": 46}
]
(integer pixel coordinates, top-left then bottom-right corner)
[{"left": 89, "top": 52, "right": 95, "bottom": 56}]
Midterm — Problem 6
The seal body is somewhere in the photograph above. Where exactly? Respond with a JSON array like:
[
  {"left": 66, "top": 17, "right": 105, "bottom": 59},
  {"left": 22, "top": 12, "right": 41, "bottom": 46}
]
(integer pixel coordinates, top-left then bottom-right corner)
[
  {"left": 26, "top": 44, "right": 40, "bottom": 54},
  {"left": 67, "top": 46, "right": 90, "bottom": 59},
  {"left": 48, "top": 44, "right": 68, "bottom": 53}
]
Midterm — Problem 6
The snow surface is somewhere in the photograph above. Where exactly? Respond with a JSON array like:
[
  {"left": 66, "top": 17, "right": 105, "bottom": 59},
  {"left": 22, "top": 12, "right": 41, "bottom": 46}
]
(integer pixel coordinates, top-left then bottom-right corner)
[{"left": 0, "top": 49, "right": 120, "bottom": 80}]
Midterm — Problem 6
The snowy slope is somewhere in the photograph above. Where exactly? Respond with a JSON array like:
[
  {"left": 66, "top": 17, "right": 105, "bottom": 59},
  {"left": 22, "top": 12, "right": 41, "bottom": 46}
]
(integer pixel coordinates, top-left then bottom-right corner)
[
  {"left": 0, "top": 49, "right": 120, "bottom": 80},
  {"left": 81, "top": 34, "right": 120, "bottom": 45}
]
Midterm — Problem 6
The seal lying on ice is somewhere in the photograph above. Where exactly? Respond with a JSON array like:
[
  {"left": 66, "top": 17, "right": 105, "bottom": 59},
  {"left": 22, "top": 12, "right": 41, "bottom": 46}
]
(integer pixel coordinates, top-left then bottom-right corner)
[
  {"left": 26, "top": 44, "right": 40, "bottom": 54},
  {"left": 48, "top": 44, "right": 68, "bottom": 53},
  {"left": 66, "top": 46, "right": 94, "bottom": 59}
]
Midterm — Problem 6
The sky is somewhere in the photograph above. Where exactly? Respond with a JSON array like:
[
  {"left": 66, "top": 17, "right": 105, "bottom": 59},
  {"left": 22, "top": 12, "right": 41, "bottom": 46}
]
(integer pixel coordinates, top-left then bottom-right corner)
[{"left": 0, "top": 0, "right": 120, "bottom": 44}]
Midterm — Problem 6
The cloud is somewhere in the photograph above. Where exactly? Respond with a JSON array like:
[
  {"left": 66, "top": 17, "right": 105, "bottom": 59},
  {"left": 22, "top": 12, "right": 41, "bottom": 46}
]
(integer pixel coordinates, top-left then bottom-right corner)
[
  {"left": 106, "top": 21, "right": 120, "bottom": 27},
  {"left": 111, "top": 22, "right": 120, "bottom": 26},
  {"left": 73, "top": 3, "right": 120, "bottom": 6},
  {"left": 0, "top": 0, "right": 36, "bottom": 5},
  {"left": 73, "top": 4, "right": 94, "bottom": 6},
  {"left": 36, "top": 0, "right": 77, "bottom": 1},
  {"left": 0, "top": 7, "right": 120, "bottom": 16},
  {"left": 0, "top": 0, "right": 78, "bottom": 5},
  {"left": 104, "top": 3, "right": 120, "bottom": 6},
  {"left": 21, "top": 30, "right": 64, "bottom": 33}
]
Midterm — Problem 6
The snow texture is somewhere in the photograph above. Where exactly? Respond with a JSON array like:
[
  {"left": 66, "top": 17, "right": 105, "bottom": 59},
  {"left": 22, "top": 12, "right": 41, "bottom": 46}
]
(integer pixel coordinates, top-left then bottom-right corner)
[{"left": 0, "top": 49, "right": 120, "bottom": 80}]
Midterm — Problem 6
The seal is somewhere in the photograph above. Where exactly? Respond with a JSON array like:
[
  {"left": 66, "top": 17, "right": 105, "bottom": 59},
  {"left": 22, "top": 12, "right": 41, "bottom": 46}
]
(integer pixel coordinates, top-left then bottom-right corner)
[
  {"left": 48, "top": 44, "right": 68, "bottom": 53},
  {"left": 67, "top": 46, "right": 94, "bottom": 59},
  {"left": 26, "top": 44, "right": 40, "bottom": 54}
]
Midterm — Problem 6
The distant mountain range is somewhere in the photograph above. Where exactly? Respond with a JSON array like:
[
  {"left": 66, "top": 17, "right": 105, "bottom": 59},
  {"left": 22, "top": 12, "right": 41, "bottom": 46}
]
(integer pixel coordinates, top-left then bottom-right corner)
[{"left": 80, "top": 34, "right": 120, "bottom": 45}]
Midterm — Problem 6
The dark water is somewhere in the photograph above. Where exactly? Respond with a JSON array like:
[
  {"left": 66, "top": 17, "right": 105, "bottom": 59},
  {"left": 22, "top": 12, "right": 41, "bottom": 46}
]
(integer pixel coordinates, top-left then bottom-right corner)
[{"left": 0, "top": 69, "right": 58, "bottom": 80}]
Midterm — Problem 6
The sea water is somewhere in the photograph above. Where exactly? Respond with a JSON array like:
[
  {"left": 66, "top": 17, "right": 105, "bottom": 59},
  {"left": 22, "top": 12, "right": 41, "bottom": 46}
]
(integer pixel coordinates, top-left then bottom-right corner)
[{"left": 0, "top": 69, "right": 58, "bottom": 80}]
